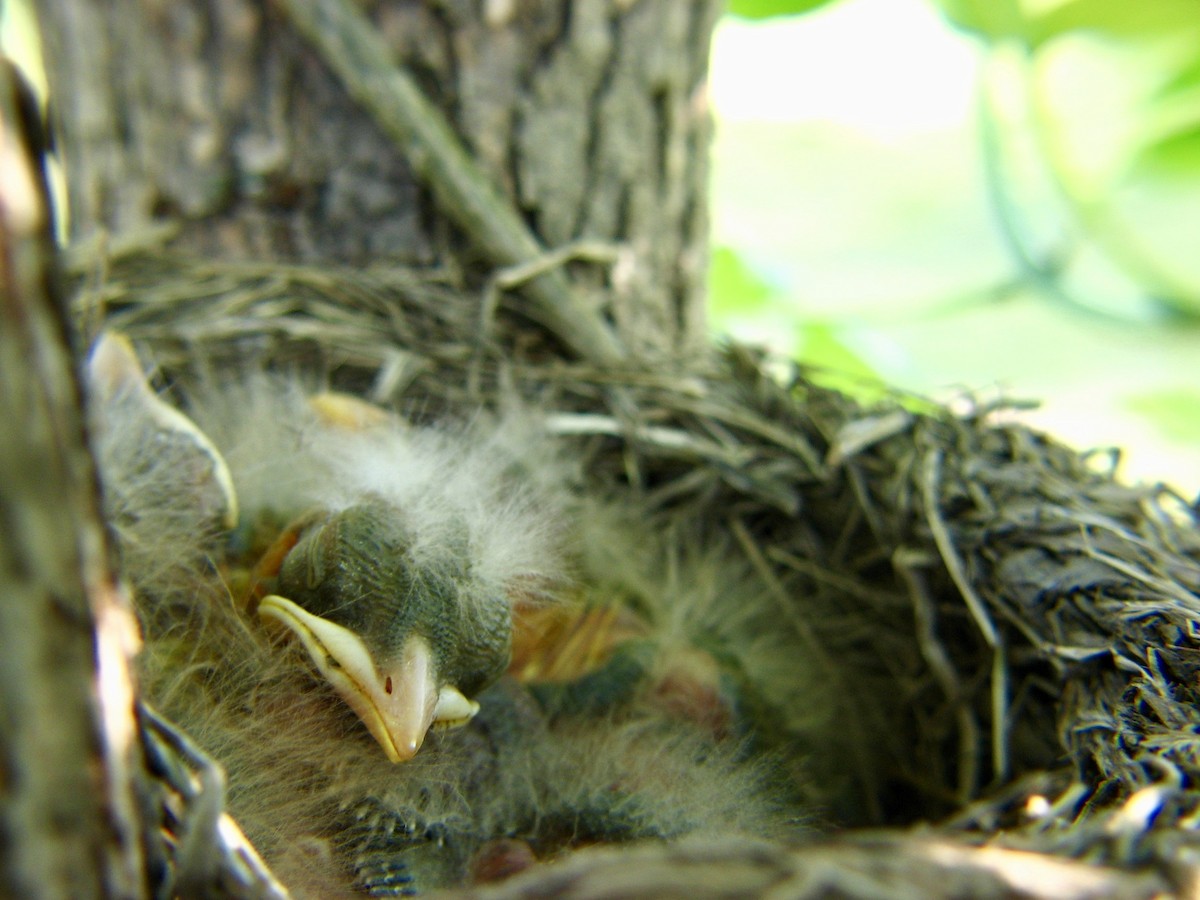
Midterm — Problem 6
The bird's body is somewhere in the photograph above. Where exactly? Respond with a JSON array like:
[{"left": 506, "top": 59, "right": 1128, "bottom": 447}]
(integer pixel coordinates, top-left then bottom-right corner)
[{"left": 86, "top": 334, "right": 810, "bottom": 895}]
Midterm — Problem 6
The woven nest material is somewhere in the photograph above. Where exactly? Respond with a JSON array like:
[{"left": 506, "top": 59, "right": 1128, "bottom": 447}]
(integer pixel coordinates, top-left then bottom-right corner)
[{"left": 73, "top": 245, "right": 1200, "bottom": 890}]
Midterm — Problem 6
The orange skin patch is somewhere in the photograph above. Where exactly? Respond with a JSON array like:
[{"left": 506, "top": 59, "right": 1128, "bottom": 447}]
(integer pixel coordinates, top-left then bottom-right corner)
[
  {"left": 510, "top": 602, "right": 733, "bottom": 738},
  {"left": 242, "top": 521, "right": 303, "bottom": 609},
  {"left": 509, "top": 602, "right": 648, "bottom": 684}
]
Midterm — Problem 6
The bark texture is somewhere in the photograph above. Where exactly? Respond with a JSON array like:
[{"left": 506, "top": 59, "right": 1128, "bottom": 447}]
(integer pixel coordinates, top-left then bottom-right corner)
[{"left": 38, "top": 0, "right": 719, "bottom": 358}]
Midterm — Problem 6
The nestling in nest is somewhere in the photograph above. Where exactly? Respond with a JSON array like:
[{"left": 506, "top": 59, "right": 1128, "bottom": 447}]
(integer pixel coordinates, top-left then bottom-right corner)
[
  {"left": 79, "top": 248, "right": 1200, "bottom": 895},
  {"left": 87, "top": 332, "right": 816, "bottom": 896}
]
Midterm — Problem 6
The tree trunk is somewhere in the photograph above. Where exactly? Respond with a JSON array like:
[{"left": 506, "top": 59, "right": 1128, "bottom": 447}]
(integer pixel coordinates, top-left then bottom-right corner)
[{"left": 37, "top": 0, "right": 718, "bottom": 360}]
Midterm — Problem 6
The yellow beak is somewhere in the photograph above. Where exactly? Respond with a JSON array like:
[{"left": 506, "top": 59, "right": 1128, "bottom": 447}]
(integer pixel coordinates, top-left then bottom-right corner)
[{"left": 258, "top": 594, "right": 479, "bottom": 762}]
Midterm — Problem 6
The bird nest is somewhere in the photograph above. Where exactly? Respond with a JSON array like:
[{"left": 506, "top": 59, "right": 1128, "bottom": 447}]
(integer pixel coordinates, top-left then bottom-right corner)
[{"left": 71, "top": 241, "right": 1200, "bottom": 897}]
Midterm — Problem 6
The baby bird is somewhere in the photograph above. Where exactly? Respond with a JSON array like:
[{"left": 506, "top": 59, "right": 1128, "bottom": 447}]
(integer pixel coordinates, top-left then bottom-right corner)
[
  {"left": 260, "top": 497, "right": 505, "bottom": 762},
  {"left": 88, "top": 332, "right": 239, "bottom": 604},
  {"left": 90, "top": 331, "right": 561, "bottom": 764},
  {"left": 86, "top": 334, "right": 806, "bottom": 895}
]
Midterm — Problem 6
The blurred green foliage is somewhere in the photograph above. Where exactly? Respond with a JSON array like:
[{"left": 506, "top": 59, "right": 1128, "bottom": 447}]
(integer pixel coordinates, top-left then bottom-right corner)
[
  {"left": 936, "top": 0, "right": 1200, "bottom": 46},
  {"left": 707, "top": 245, "right": 775, "bottom": 321},
  {"left": 1124, "top": 388, "right": 1200, "bottom": 444},
  {"left": 709, "top": 246, "right": 883, "bottom": 396},
  {"left": 727, "top": 0, "right": 842, "bottom": 20},
  {"left": 713, "top": 0, "right": 1200, "bottom": 338},
  {"left": 1136, "top": 127, "right": 1200, "bottom": 177},
  {"left": 947, "top": 0, "right": 1200, "bottom": 321},
  {"left": 711, "top": 0, "right": 1200, "bottom": 482}
]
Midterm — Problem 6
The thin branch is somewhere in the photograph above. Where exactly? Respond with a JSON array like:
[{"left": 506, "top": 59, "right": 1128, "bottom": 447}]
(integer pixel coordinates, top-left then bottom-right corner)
[{"left": 277, "top": 0, "right": 626, "bottom": 366}]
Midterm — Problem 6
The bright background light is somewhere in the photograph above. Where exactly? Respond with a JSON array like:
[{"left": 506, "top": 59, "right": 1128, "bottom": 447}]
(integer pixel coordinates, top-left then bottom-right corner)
[
  {"left": 711, "top": 0, "right": 978, "bottom": 136},
  {"left": 709, "top": 0, "right": 1200, "bottom": 496}
]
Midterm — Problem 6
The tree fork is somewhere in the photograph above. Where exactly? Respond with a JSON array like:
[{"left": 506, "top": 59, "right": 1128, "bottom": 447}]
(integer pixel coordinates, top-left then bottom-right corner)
[{"left": 36, "top": 0, "right": 720, "bottom": 360}]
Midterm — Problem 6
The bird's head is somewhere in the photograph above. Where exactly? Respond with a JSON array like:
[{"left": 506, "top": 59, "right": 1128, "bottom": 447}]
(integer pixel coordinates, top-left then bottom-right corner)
[
  {"left": 92, "top": 354, "right": 566, "bottom": 767},
  {"left": 258, "top": 499, "right": 511, "bottom": 762}
]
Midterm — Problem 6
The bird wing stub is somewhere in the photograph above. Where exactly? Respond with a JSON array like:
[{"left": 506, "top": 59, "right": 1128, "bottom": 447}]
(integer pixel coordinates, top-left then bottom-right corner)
[
  {"left": 259, "top": 594, "right": 480, "bottom": 763},
  {"left": 88, "top": 331, "right": 240, "bottom": 531}
]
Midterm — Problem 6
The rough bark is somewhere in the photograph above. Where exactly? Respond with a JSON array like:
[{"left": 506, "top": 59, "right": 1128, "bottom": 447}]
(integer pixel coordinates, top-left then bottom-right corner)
[
  {"left": 37, "top": 0, "right": 718, "bottom": 359},
  {"left": 0, "top": 62, "right": 144, "bottom": 899}
]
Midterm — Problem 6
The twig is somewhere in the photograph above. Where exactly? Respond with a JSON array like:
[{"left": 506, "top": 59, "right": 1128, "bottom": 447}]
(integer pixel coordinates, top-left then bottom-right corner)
[
  {"left": 470, "top": 241, "right": 624, "bottom": 396},
  {"left": 922, "top": 449, "right": 997, "bottom": 648},
  {"left": 894, "top": 549, "right": 981, "bottom": 804},
  {"left": 544, "top": 411, "right": 749, "bottom": 467},
  {"left": 447, "top": 833, "right": 1172, "bottom": 900},
  {"left": 140, "top": 704, "right": 292, "bottom": 900},
  {"left": 922, "top": 449, "right": 1013, "bottom": 787},
  {"left": 731, "top": 518, "right": 884, "bottom": 824}
]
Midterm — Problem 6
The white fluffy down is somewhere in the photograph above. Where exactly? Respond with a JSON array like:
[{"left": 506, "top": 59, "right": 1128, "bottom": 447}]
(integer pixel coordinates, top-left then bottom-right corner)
[{"left": 183, "top": 373, "right": 571, "bottom": 611}]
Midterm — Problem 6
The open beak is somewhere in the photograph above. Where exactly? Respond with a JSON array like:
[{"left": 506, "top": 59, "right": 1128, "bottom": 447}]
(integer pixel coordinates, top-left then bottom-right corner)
[{"left": 258, "top": 594, "right": 480, "bottom": 762}]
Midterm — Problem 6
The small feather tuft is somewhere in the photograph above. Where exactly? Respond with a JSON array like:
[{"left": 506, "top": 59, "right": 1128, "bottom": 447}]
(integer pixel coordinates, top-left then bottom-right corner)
[
  {"left": 87, "top": 333, "right": 238, "bottom": 611},
  {"left": 182, "top": 372, "right": 570, "bottom": 619}
]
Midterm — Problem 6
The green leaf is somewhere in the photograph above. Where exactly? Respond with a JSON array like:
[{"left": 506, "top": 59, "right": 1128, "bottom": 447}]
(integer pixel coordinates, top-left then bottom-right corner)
[
  {"left": 726, "top": 0, "right": 842, "bottom": 20},
  {"left": 1154, "top": 55, "right": 1200, "bottom": 102},
  {"left": 932, "top": 0, "right": 1200, "bottom": 46},
  {"left": 1124, "top": 387, "right": 1200, "bottom": 444},
  {"left": 1133, "top": 125, "right": 1200, "bottom": 176},
  {"left": 795, "top": 321, "right": 875, "bottom": 378},
  {"left": 929, "top": 0, "right": 1025, "bottom": 41},
  {"left": 792, "top": 321, "right": 889, "bottom": 401},
  {"left": 1027, "top": 0, "right": 1200, "bottom": 45},
  {"left": 708, "top": 245, "right": 776, "bottom": 319}
]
